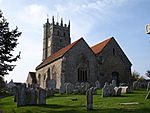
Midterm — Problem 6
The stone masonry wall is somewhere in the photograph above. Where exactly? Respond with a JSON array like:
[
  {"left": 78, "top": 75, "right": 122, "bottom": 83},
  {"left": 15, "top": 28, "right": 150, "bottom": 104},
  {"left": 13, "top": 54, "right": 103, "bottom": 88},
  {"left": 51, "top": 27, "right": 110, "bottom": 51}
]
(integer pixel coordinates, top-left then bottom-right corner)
[
  {"left": 62, "top": 39, "right": 98, "bottom": 86},
  {"left": 97, "top": 38, "right": 132, "bottom": 87},
  {"left": 36, "top": 58, "right": 63, "bottom": 89}
]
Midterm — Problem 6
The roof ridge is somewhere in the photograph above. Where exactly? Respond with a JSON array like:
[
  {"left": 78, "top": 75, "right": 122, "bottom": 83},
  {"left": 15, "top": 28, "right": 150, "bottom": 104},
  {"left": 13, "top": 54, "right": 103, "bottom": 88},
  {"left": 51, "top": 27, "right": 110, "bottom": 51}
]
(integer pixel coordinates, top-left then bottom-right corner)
[{"left": 91, "top": 37, "right": 113, "bottom": 54}]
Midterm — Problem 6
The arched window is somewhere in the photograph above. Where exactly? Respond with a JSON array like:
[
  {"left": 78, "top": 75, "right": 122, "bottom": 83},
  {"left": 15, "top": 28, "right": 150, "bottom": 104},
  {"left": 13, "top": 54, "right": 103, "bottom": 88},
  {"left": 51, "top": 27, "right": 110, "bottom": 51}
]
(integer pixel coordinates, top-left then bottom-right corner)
[
  {"left": 78, "top": 68, "right": 87, "bottom": 82},
  {"left": 77, "top": 54, "right": 89, "bottom": 82}
]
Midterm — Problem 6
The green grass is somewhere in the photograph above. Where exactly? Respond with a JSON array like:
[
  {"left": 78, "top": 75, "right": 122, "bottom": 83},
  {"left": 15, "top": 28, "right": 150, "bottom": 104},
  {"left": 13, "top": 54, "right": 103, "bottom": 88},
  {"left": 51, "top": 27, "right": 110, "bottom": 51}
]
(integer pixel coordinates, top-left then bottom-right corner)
[{"left": 0, "top": 89, "right": 150, "bottom": 113}]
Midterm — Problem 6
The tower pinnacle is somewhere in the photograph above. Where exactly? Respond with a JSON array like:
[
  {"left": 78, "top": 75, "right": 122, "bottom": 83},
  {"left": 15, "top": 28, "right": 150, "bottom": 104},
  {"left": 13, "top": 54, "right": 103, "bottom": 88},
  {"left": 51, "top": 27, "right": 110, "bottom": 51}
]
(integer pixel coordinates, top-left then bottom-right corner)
[
  {"left": 61, "top": 18, "right": 63, "bottom": 26},
  {"left": 52, "top": 16, "right": 55, "bottom": 24}
]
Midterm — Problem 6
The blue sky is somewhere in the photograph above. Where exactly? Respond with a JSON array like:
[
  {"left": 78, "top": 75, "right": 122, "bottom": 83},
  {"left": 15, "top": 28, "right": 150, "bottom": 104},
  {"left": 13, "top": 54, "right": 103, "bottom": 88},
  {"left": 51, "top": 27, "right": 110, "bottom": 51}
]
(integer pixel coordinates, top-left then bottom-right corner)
[{"left": 0, "top": 0, "right": 150, "bottom": 82}]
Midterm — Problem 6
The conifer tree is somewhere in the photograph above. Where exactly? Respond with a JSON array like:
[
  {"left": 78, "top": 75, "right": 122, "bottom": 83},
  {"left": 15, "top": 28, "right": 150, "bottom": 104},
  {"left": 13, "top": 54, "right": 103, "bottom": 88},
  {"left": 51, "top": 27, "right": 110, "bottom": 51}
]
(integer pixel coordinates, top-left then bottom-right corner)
[{"left": 0, "top": 10, "right": 21, "bottom": 77}]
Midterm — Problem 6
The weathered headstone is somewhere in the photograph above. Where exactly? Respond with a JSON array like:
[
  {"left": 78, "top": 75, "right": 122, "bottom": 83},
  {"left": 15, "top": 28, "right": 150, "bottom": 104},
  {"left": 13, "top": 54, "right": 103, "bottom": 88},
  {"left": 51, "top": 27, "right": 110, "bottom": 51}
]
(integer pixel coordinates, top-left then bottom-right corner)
[
  {"left": 86, "top": 88, "right": 93, "bottom": 110},
  {"left": 102, "top": 83, "right": 110, "bottom": 97},
  {"left": 29, "top": 88, "right": 38, "bottom": 105},
  {"left": 120, "top": 86, "right": 128, "bottom": 94},
  {"left": 74, "top": 82, "right": 81, "bottom": 92},
  {"left": 17, "top": 83, "right": 27, "bottom": 107},
  {"left": 112, "top": 80, "right": 116, "bottom": 88},
  {"left": 66, "top": 83, "right": 73, "bottom": 94},
  {"left": 102, "top": 83, "right": 117, "bottom": 97},
  {"left": 133, "top": 81, "right": 139, "bottom": 90},
  {"left": 47, "top": 79, "right": 56, "bottom": 90},
  {"left": 38, "top": 88, "right": 46, "bottom": 105},
  {"left": 128, "top": 83, "right": 133, "bottom": 93},
  {"left": 46, "top": 89, "right": 54, "bottom": 97},
  {"left": 59, "top": 85, "right": 66, "bottom": 94},
  {"left": 80, "top": 82, "right": 86, "bottom": 94},
  {"left": 109, "top": 84, "right": 116, "bottom": 96},
  {"left": 114, "top": 87, "right": 122, "bottom": 96},
  {"left": 85, "top": 82, "right": 91, "bottom": 91},
  {"left": 73, "top": 89, "right": 79, "bottom": 94},
  {"left": 26, "top": 88, "right": 31, "bottom": 105},
  {"left": 13, "top": 87, "right": 18, "bottom": 102},
  {"left": 14, "top": 94, "right": 17, "bottom": 102},
  {"left": 92, "top": 87, "right": 97, "bottom": 95},
  {"left": 95, "top": 81, "right": 100, "bottom": 89}
]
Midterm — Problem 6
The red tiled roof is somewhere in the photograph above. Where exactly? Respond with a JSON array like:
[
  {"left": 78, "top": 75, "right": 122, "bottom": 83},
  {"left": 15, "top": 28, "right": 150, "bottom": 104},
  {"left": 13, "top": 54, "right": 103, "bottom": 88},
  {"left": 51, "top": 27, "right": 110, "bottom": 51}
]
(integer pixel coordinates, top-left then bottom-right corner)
[
  {"left": 36, "top": 38, "right": 82, "bottom": 70},
  {"left": 91, "top": 37, "right": 113, "bottom": 54}
]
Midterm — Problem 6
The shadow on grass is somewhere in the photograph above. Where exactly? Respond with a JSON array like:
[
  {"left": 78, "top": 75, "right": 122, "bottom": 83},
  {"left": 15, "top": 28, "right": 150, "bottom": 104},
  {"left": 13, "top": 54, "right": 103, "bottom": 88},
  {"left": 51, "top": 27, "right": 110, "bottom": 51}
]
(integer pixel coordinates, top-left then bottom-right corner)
[
  {"left": 31, "top": 104, "right": 85, "bottom": 109},
  {"left": 25, "top": 107, "right": 150, "bottom": 113},
  {"left": 2, "top": 104, "right": 150, "bottom": 113}
]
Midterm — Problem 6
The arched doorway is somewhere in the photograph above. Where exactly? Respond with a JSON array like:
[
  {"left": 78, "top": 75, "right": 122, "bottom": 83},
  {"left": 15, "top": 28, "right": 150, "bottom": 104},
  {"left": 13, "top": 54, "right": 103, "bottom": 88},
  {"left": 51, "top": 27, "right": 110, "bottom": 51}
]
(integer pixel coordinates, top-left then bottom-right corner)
[{"left": 112, "top": 72, "right": 119, "bottom": 86}]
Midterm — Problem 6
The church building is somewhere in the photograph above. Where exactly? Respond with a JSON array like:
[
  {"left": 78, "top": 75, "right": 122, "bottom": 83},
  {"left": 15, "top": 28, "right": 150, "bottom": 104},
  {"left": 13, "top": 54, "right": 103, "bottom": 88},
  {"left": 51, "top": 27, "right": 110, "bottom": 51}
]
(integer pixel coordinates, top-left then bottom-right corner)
[{"left": 26, "top": 17, "right": 132, "bottom": 89}]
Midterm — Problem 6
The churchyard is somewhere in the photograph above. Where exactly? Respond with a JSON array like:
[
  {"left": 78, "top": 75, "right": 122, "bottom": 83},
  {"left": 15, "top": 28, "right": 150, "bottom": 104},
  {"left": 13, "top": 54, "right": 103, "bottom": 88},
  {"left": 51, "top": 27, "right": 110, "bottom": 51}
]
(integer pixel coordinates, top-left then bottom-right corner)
[{"left": 0, "top": 89, "right": 150, "bottom": 113}]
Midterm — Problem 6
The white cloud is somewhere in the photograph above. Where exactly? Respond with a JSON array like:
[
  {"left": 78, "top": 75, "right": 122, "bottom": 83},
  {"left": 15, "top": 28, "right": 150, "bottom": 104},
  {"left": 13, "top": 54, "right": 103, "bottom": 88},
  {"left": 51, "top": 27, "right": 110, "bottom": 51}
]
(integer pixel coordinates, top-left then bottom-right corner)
[
  {"left": 53, "top": 0, "right": 127, "bottom": 41},
  {"left": 18, "top": 4, "right": 49, "bottom": 26}
]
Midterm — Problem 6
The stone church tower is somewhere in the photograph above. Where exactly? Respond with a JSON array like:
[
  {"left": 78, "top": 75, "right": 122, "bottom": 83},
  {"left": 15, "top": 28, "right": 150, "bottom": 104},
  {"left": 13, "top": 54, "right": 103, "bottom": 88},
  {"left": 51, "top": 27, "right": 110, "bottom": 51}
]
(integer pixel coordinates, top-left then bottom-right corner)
[{"left": 43, "top": 16, "right": 71, "bottom": 60}]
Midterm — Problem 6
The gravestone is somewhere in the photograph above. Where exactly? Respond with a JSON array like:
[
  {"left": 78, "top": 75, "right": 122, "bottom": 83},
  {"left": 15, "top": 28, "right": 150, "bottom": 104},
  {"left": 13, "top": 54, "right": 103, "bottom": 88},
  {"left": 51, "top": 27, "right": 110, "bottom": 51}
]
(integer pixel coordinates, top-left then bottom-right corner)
[
  {"left": 95, "top": 81, "right": 100, "bottom": 89},
  {"left": 66, "top": 83, "right": 73, "bottom": 94},
  {"left": 13, "top": 87, "right": 18, "bottom": 102},
  {"left": 86, "top": 88, "right": 93, "bottom": 110},
  {"left": 109, "top": 84, "right": 116, "bottom": 96},
  {"left": 102, "top": 83, "right": 110, "bottom": 97},
  {"left": 147, "top": 82, "right": 150, "bottom": 91},
  {"left": 26, "top": 88, "right": 31, "bottom": 105},
  {"left": 114, "top": 87, "right": 122, "bottom": 96},
  {"left": 85, "top": 82, "right": 91, "bottom": 91},
  {"left": 92, "top": 87, "right": 97, "bottom": 95},
  {"left": 128, "top": 84, "right": 133, "bottom": 93},
  {"left": 17, "top": 83, "right": 27, "bottom": 107},
  {"left": 38, "top": 88, "right": 46, "bottom": 105},
  {"left": 102, "top": 83, "right": 117, "bottom": 97},
  {"left": 73, "top": 82, "right": 81, "bottom": 94},
  {"left": 120, "top": 86, "right": 128, "bottom": 94},
  {"left": 80, "top": 82, "right": 86, "bottom": 94},
  {"left": 59, "top": 85, "right": 66, "bottom": 94},
  {"left": 47, "top": 79, "right": 56, "bottom": 90},
  {"left": 46, "top": 89, "right": 54, "bottom": 97},
  {"left": 133, "top": 81, "right": 139, "bottom": 90},
  {"left": 145, "top": 90, "right": 150, "bottom": 99},
  {"left": 29, "top": 88, "right": 38, "bottom": 105},
  {"left": 73, "top": 89, "right": 79, "bottom": 94},
  {"left": 112, "top": 80, "right": 116, "bottom": 88}
]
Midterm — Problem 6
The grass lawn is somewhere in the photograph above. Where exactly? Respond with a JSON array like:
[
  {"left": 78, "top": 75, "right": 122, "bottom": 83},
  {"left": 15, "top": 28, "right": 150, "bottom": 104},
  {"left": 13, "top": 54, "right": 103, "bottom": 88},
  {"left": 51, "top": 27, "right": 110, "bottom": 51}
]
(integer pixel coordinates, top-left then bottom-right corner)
[{"left": 0, "top": 89, "right": 150, "bottom": 113}]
